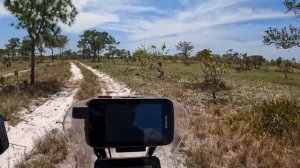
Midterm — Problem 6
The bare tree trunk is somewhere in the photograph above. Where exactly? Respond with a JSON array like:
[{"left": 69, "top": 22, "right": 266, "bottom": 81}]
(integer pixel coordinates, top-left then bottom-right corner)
[
  {"left": 60, "top": 49, "right": 63, "bottom": 61},
  {"left": 51, "top": 49, "right": 54, "bottom": 62},
  {"left": 284, "top": 68, "right": 288, "bottom": 79},
  {"left": 40, "top": 52, "right": 43, "bottom": 63},
  {"left": 30, "top": 39, "right": 35, "bottom": 85},
  {"left": 93, "top": 50, "right": 96, "bottom": 62}
]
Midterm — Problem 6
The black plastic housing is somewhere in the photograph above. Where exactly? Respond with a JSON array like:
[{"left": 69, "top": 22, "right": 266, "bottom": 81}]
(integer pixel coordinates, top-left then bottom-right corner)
[
  {"left": 0, "top": 115, "right": 9, "bottom": 155},
  {"left": 94, "top": 156, "right": 161, "bottom": 168},
  {"left": 72, "top": 98, "right": 174, "bottom": 148}
]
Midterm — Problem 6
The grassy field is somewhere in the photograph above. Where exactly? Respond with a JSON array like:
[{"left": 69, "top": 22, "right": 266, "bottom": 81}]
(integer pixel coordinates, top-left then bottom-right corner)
[
  {"left": 0, "top": 61, "right": 71, "bottom": 125},
  {"left": 0, "top": 59, "right": 53, "bottom": 75},
  {"left": 82, "top": 59, "right": 300, "bottom": 168},
  {"left": 227, "top": 68, "right": 300, "bottom": 88},
  {"left": 0, "top": 61, "right": 30, "bottom": 74}
]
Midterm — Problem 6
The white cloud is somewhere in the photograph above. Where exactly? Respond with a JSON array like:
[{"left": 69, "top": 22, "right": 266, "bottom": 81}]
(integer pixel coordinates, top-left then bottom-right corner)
[
  {"left": 124, "top": 2, "right": 286, "bottom": 41},
  {"left": 0, "top": 2, "right": 9, "bottom": 18},
  {"left": 113, "top": 0, "right": 298, "bottom": 59},
  {"left": 60, "top": 0, "right": 159, "bottom": 33},
  {"left": 120, "top": 23, "right": 300, "bottom": 60},
  {"left": 60, "top": 12, "right": 119, "bottom": 33},
  {"left": 0, "top": 0, "right": 298, "bottom": 59}
]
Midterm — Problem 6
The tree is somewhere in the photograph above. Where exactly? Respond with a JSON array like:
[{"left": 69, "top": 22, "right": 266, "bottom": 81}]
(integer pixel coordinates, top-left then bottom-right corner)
[
  {"left": 197, "top": 49, "right": 227, "bottom": 103},
  {"left": 4, "top": 0, "right": 78, "bottom": 84},
  {"left": 103, "top": 33, "right": 118, "bottom": 62},
  {"left": 114, "top": 49, "right": 131, "bottom": 61},
  {"left": 263, "top": 0, "right": 300, "bottom": 79},
  {"left": 133, "top": 48, "right": 149, "bottom": 69},
  {"left": 264, "top": 25, "right": 300, "bottom": 49},
  {"left": 292, "top": 57, "right": 297, "bottom": 64},
  {"left": 5, "top": 38, "right": 20, "bottom": 62},
  {"left": 45, "top": 33, "right": 59, "bottom": 62},
  {"left": 276, "top": 57, "right": 283, "bottom": 68},
  {"left": 176, "top": 41, "right": 194, "bottom": 66},
  {"left": 20, "top": 37, "right": 31, "bottom": 61},
  {"left": 78, "top": 30, "right": 117, "bottom": 62},
  {"left": 149, "top": 43, "right": 169, "bottom": 78},
  {"left": 36, "top": 39, "right": 45, "bottom": 63},
  {"left": 78, "top": 30, "right": 99, "bottom": 61},
  {"left": 77, "top": 39, "right": 91, "bottom": 59},
  {"left": 78, "top": 30, "right": 102, "bottom": 61},
  {"left": 264, "top": 0, "right": 300, "bottom": 49},
  {"left": 56, "top": 35, "right": 69, "bottom": 60},
  {"left": 284, "top": 0, "right": 300, "bottom": 16},
  {"left": 276, "top": 57, "right": 292, "bottom": 79}
]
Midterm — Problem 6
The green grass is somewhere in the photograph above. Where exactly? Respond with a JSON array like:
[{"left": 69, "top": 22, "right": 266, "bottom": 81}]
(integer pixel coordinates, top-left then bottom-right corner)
[
  {"left": 226, "top": 68, "right": 300, "bottom": 88},
  {"left": 81, "top": 59, "right": 300, "bottom": 168},
  {"left": 75, "top": 62, "right": 103, "bottom": 100},
  {"left": 0, "top": 61, "right": 71, "bottom": 125}
]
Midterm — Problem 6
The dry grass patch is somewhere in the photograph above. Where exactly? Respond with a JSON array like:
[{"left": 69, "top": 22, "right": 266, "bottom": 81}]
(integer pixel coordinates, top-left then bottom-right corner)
[
  {"left": 0, "top": 62, "right": 71, "bottom": 125},
  {"left": 15, "top": 129, "right": 68, "bottom": 168},
  {"left": 75, "top": 62, "right": 103, "bottom": 100},
  {"left": 82, "top": 60, "right": 300, "bottom": 167}
]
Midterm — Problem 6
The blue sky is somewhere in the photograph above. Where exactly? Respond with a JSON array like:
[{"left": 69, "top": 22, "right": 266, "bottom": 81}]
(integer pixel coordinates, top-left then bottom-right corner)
[{"left": 0, "top": 0, "right": 299, "bottom": 60}]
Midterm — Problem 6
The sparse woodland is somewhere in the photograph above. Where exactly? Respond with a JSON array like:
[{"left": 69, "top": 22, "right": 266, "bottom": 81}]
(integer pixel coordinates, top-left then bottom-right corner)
[{"left": 0, "top": 0, "right": 300, "bottom": 167}]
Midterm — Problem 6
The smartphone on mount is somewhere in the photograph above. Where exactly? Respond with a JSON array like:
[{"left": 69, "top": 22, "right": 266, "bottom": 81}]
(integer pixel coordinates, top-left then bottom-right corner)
[{"left": 84, "top": 98, "right": 174, "bottom": 148}]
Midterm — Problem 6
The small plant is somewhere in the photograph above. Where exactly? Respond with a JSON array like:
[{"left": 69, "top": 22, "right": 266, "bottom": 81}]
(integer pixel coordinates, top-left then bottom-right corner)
[
  {"left": 14, "top": 69, "right": 19, "bottom": 81},
  {"left": 196, "top": 49, "right": 228, "bottom": 103},
  {"left": 15, "top": 129, "right": 68, "bottom": 168},
  {"left": 253, "top": 100, "right": 300, "bottom": 140},
  {"left": 186, "top": 147, "right": 210, "bottom": 168},
  {"left": 132, "top": 43, "right": 169, "bottom": 79},
  {"left": 0, "top": 75, "right": 6, "bottom": 86},
  {"left": 0, "top": 75, "right": 8, "bottom": 92}
]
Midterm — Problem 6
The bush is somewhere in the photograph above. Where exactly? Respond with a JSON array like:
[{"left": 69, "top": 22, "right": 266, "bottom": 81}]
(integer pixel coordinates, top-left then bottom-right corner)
[
  {"left": 186, "top": 147, "right": 210, "bottom": 168},
  {"left": 254, "top": 100, "right": 300, "bottom": 141}
]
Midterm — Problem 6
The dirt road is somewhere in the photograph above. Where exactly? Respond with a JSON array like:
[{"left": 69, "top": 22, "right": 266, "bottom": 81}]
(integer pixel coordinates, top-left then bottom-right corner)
[
  {"left": 64, "top": 63, "right": 187, "bottom": 168},
  {"left": 0, "top": 63, "right": 83, "bottom": 168}
]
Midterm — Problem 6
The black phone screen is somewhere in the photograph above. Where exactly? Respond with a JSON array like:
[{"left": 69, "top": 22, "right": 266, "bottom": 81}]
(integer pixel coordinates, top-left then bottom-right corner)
[
  {"left": 87, "top": 99, "right": 174, "bottom": 147},
  {"left": 105, "top": 104, "right": 162, "bottom": 143}
]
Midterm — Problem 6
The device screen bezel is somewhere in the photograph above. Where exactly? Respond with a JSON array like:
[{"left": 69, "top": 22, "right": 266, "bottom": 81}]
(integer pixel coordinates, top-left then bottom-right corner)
[{"left": 86, "top": 98, "right": 174, "bottom": 148}]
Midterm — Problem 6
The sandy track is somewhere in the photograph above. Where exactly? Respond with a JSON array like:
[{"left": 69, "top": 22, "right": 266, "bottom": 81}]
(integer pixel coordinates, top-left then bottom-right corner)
[
  {"left": 69, "top": 63, "right": 186, "bottom": 168},
  {"left": 64, "top": 63, "right": 137, "bottom": 168},
  {"left": 0, "top": 62, "right": 83, "bottom": 168},
  {"left": 2, "top": 67, "right": 43, "bottom": 78},
  {"left": 80, "top": 63, "right": 135, "bottom": 96}
]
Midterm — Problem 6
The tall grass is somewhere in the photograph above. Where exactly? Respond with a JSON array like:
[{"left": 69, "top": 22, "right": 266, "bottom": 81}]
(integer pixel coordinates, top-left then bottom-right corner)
[
  {"left": 0, "top": 62, "right": 71, "bottom": 125},
  {"left": 75, "top": 62, "right": 103, "bottom": 100}
]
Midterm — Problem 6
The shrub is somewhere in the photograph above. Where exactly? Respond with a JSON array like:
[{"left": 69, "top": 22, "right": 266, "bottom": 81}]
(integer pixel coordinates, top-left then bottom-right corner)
[
  {"left": 254, "top": 100, "right": 300, "bottom": 141},
  {"left": 186, "top": 147, "right": 210, "bottom": 168},
  {"left": 15, "top": 129, "right": 68, "bottom": 168}
]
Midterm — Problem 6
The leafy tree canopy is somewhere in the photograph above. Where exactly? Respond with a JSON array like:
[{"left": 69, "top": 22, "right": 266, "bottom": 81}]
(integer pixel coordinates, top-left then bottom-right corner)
[{"left": 263, "top": 0, "right": 300, "bottom": 49}]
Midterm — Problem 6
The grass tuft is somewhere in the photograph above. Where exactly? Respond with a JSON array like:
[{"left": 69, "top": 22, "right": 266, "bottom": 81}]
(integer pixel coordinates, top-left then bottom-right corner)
[
  {"left": 75, "top": 62, "right": 103, "bottom": 100},
  {"left": 15, "top": 129, "right": 68, "bottom": 168}
]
